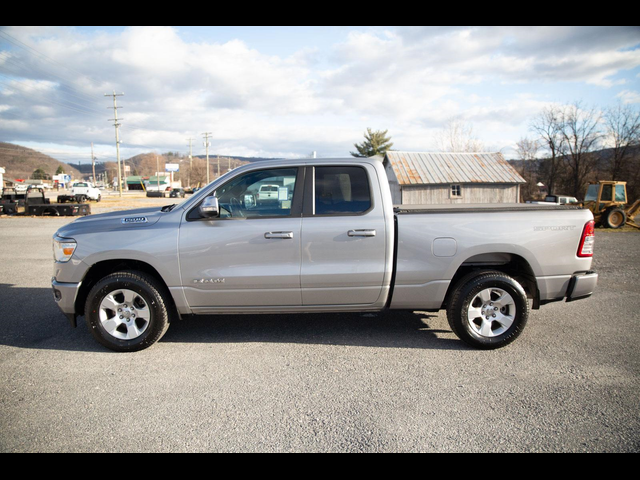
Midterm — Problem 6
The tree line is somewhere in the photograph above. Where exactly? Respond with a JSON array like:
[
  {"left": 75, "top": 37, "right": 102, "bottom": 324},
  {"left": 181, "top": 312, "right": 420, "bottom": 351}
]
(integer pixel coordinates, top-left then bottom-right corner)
[
  {"left": 352, "top": 102, "right": 640, "bottom": 202},
  {"left": 518, "top": 102, "right": 640, "bottom": 201}
]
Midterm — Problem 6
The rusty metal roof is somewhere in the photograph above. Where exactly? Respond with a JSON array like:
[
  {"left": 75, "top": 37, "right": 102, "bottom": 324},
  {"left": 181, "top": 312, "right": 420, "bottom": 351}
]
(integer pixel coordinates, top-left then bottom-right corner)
[{"left": 385, "top": 152, "right": 526, "bottom": 185}]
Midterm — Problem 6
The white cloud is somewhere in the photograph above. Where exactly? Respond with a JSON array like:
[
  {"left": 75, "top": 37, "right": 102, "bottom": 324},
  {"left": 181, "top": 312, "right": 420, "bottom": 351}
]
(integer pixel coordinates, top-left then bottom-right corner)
[
  {"left": 616, "top": 89, "right": 640, "bottom": 104},
  {"left": 0, "top": 26, "right": 639, "bottom": 159}
]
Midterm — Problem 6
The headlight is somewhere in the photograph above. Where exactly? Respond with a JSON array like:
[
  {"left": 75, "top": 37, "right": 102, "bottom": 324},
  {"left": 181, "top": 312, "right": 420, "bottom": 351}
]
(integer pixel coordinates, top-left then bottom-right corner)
[{"left": 53, "top": 237, "right": 77, "bottom": 263}]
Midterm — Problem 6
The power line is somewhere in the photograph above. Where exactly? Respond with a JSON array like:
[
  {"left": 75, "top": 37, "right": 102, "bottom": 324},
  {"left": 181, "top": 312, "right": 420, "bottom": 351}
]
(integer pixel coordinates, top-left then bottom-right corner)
[
  {"left": 0, "top": 30, "right": 105, "bottom": 105},
  {"left": 0, "top": 75, "right": 106, "bottom": 118},
  {"left": 0, "top": 59, "right": 103, "bottom": 113},
  {"left": 0, "top": 31, "right": 193, "bottom": 153},
  {"left": 0, "top": 51, "right": 105, "bottom": 109}
]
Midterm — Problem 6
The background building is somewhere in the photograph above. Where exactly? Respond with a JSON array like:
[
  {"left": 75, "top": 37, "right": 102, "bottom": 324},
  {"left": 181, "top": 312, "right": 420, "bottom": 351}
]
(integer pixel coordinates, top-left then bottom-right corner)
[{"left": 384, "top": 152, "right": 526, "bottom": 205}]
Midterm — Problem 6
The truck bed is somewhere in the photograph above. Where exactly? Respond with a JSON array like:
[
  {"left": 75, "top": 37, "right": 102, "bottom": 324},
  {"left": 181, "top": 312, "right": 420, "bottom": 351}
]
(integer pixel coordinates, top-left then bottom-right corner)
[{"left": 390, "top": 203, "right": 595, "bottom": 311}]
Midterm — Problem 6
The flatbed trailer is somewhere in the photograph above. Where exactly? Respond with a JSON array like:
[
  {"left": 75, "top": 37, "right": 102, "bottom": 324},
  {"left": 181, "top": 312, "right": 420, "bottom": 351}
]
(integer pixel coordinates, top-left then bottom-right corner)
[
  {"left": 27, "top": 202, "right": 91, "bottom": 216},
  {"left": 1, "top": 188, "right": 90, "bottom": 217},
  {"left": 0, "top": 188, "right": 26, "bottom": 214}
]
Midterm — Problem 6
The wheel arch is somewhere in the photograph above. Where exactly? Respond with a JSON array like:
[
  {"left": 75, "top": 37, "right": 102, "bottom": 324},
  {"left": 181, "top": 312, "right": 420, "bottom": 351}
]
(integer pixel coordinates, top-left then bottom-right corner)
[
  {"left": 443, "top": 253, "right": 539, "bottom": 310},
  {"left": 75, "top": 259, "right": 177, "bottom": 318}
]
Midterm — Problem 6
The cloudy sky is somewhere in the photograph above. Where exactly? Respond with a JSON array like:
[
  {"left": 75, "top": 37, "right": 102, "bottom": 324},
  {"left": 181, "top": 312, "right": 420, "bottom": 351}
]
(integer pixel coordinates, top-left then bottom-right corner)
[{"left": 1, "top": 26, "right": 639, "bottom": 164}]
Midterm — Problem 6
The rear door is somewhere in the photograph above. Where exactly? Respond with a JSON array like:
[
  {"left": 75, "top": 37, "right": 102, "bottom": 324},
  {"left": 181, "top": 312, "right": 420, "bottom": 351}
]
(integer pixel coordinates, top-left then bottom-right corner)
[{"left": 300, "top": 164, "right": 389, "bottom": 306}]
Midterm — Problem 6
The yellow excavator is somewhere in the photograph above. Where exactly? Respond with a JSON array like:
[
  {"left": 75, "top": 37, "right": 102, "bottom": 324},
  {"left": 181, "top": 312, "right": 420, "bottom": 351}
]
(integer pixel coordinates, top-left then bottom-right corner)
[{"left": 582, "top": 181, "right": 640, "bottom": 229}]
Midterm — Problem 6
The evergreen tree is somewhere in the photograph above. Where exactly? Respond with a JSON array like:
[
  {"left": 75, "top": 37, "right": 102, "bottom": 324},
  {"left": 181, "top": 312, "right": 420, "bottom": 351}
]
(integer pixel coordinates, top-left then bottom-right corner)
[
  {"left": 350, "top": 128, "right": 394, "bottom": 158},
  {"left": 31, "top": 168, "right": 49, "bottom": 180}
]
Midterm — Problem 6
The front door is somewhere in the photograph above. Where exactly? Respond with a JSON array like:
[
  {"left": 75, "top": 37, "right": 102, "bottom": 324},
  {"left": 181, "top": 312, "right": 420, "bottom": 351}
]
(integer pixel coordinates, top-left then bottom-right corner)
[{"left": 179, "top": 167, "right": 303, "bottom": 309}]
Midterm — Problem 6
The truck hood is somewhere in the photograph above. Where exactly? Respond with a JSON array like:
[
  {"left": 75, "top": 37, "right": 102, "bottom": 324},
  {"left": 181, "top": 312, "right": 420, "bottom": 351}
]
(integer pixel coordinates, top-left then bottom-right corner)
[{"left": 55, "top": 206, "right": 168, "bottom": 238}]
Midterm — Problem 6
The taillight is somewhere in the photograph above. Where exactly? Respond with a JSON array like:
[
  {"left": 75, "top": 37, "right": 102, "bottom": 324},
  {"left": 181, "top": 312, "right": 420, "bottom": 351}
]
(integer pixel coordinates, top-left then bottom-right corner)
[{"left": 577, "top": 220, "right": 595, "bottom": 257}]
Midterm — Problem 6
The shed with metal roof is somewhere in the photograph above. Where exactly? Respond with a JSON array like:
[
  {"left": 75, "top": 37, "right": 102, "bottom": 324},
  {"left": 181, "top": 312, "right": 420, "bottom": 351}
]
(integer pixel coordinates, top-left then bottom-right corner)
[{"left": 383, "top": 152, "right": 526, "bottom": 205}]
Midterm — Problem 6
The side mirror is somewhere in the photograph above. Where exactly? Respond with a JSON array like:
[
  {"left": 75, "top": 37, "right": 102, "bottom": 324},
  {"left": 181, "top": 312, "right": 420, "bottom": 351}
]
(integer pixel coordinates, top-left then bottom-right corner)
[{"left": 199, "top": 196, "right": 219, "bottom": 218}]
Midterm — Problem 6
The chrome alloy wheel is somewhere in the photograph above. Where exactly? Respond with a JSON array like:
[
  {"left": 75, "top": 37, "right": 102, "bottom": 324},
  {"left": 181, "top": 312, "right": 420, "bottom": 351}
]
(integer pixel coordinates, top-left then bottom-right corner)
[
  {"left": 98, "top": 289, "right": 151, "bottom": 340},
  {"left": 466, "top": 287, "right": 516, "bottom": 338}
]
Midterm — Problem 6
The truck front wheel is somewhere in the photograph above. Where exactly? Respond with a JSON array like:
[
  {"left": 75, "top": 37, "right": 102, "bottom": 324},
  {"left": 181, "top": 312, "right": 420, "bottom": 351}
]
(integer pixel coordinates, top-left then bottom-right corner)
[
  {"left": 446, "top": 271, "right": 529, "bottom": 349},
  {"left": 85, "top": 271, "right": 171, "bottom": 352}
]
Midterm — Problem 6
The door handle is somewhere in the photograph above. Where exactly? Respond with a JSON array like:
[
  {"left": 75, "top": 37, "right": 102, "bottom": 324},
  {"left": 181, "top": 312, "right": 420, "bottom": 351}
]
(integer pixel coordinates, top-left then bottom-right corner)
[
  {"left": 348, "top": 229, "right": 377, "bottom": 237},
  {"left": 265, "top": 231, "right": 294, "bottom": 239}
]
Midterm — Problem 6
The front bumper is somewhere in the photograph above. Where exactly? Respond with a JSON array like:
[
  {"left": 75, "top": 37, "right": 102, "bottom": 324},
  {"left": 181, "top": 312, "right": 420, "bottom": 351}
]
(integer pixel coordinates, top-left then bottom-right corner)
[{"left": 51, "top": 278, "right": 81, "bottom": 327}]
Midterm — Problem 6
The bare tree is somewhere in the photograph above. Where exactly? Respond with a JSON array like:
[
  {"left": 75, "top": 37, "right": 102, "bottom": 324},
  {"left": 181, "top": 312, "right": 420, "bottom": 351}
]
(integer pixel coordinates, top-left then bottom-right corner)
[
  {"left": 189, "top": 157, "right": 210, "bottom": 188},
  {"left": 560, "top": 102, "right": 602, "bottom": 198},
  {"left": 530, "top": 105, "right": 565, "bottom": 195},
  {"left": 515, "top": 136, "right": 540, "bottom": 201},
  {"left": 433, "top": 118, "right": 485, "bottom": 152},
  {"left": 603, "top": 103, "right": 640, "bottom": 180}
]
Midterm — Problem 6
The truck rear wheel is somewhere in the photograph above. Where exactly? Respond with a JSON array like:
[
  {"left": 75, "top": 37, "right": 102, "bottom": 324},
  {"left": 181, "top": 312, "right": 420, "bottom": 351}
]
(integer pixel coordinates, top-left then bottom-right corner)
[
  {"left": 84, "top": 271, "right": 171, "bottom": 352},
  {"left": 446, "top": 271, "right": 529, "bottom": 349}
]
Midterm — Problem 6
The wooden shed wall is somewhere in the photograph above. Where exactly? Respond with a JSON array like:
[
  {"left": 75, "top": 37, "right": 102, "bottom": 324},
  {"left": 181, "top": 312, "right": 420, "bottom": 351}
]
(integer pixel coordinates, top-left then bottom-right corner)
[{"left": 400, "top": 184, "right": 520, "bottom": 205}]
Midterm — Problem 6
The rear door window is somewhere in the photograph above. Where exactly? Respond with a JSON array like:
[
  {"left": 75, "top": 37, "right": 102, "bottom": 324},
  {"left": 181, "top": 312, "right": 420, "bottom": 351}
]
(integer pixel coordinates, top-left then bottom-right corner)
[{"left": 313, "top": 166, "right": 372, "bottom": 215}]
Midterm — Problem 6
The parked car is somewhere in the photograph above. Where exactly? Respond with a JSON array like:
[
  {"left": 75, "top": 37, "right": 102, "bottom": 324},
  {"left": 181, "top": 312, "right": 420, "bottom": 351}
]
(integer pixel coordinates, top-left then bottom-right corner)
[
  {"left": 257, "top": 184, "right": 280, "bottom": 202},
  {"left": 145, "top": 182, "right": 170, "bottom": 193},
  {"left": 528, "top": 195, "right": 579, "bottom": 205},
  {"left": 71, "top": 182, "right": 101, "bottom": 202},
  {"left": 169, "top": 188, "right": 186, "bottom": 198},
  {"left": 52, "top": 157, "right": 597, "bottom": 352}
]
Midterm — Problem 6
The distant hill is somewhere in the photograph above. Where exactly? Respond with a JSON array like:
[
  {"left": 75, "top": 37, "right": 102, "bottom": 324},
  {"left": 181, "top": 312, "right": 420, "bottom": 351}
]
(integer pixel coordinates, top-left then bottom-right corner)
[
  {"left": 192, "top": 154, "right": 284, "bottom": 163},
  {"left": 0, "top": 142, "right": 82, "bottom": 181},
  {"left": 117, "top": 152, "right": 249, "bottom": 177}
]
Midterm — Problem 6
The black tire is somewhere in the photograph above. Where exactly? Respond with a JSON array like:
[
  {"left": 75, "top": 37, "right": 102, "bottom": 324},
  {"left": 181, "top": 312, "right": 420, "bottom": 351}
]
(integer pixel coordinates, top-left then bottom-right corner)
[
  {"left": 603, "top": 208, "right": 626, "bottom": 229},
  {"left": 84, "top": 271, "right": 171, "bottom": 352},
  {"left": 446, "top": 271, "right": 529, "bottom": 350}
]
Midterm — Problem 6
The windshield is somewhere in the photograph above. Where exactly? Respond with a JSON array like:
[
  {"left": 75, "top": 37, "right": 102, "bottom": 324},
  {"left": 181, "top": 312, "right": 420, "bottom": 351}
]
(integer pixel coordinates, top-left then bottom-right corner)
[{"left": 584, "top": 184, "right": 599, "bottom": 202}]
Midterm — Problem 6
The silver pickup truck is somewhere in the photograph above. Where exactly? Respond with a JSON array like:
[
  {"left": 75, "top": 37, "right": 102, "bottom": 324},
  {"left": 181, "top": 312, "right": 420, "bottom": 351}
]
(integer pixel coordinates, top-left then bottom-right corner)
[{"left": 52, "top": 157, "right": 598, "bottom": 352}]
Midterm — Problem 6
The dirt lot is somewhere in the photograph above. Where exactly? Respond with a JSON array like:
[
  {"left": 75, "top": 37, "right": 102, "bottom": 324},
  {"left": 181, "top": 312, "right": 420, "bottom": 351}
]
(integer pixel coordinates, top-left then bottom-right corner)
[
  {"left": 59, "top": 190, "right": 182, "bottom": 214},
  {"left": 0, "top": 205, "right": 638, "bottom": 452},
  {"left": 0, "top": 189, "right": 184, "bottom": 214}
]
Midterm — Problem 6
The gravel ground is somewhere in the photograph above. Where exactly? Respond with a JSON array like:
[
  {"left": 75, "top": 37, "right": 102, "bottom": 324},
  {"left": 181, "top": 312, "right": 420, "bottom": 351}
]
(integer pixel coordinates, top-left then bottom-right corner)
[{"left": 0, "top": 213, "right": 638, "bottom": 453}]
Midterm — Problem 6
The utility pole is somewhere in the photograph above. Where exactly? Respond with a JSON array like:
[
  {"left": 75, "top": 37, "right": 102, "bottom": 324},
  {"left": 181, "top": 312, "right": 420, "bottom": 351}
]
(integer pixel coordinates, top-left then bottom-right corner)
[
  {"left": 202, "top": 132, "right": 212, "bottom": 184},
  {"left": 187, "top": 137, "right": 194, "bottom": 188},
  {"left": 91, "top": 142, "right": 96, "bottom": 184},
  {"left": 105, "top": 91, "right": 124, "bottom": 196}
]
